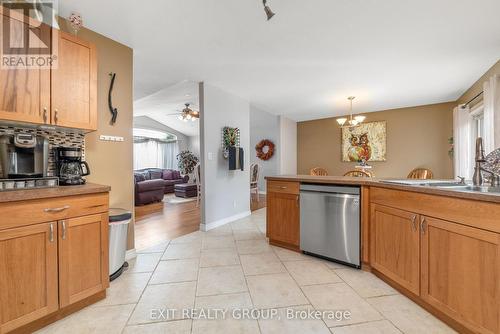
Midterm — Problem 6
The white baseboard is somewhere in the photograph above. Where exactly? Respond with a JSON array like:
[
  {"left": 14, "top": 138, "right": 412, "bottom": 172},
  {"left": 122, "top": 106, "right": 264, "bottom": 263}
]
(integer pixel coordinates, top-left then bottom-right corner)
[
  {"left": 201, "top": 210, "right": 252, "bottom": 231},
  {"left": 125, "top": 248, "right": 137, "bottom": 261}
]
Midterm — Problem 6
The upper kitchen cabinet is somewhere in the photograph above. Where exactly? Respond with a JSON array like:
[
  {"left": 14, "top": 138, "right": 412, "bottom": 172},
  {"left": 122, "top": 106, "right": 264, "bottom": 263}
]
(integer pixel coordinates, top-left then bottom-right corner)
[
  {"left": 51, "top": 31, "right": 97, "bottom": 131},
  {"left": 0, "top": 8, "right": 51, "bottom": 125}
]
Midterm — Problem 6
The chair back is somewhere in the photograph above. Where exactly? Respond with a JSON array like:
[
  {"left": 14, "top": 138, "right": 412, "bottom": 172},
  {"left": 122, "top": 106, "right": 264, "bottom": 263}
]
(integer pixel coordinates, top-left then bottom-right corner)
[
  {"left": 407, "top": 168, "right": 433, "bottom": 179},
  {"left": 250, "top": 163, "right": 260, "bottom": 185},
  {"left": 310, "top": 167, "right": 329, "bottom": 176},
  {"left": 343, "top": 170, "right": 372, "bottom": 178}
]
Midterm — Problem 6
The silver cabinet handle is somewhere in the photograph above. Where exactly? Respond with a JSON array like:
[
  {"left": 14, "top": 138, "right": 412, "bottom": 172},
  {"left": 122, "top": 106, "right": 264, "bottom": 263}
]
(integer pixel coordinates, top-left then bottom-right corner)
[
  {"left": 280, "top": 186, "right": 287, "bottom": 189},
  {"left": 54, "top": 109, "right": 58, "bottom": 123},
  {"left": 296, "top": 195, "right": 300, "bottom": 207},
  {"left": 43, "top": 107, "right": 48, "bottom": 123},
  {"left": 49, "top": 223, "right": 54, "bottom": 242},
  {"left": 61, "top": 220, "right": 67, "bottom": 240},
  {"left": 44, "top": 205, "right": 70, "bottom": 213},
  {"left": 420, "top": 216, "right": 426, "bottom": 234},
  {"left": 410, "top": 215, "right": 417, "bottom": 231}
]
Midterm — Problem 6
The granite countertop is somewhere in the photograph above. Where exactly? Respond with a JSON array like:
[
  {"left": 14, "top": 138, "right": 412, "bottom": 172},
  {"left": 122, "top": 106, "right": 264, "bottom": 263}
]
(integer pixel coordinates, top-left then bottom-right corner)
[
  {"left": 266, "top": 175, "right": 500, "bottom": 204},
  {"left": 0, "top": 183, "right": 111, "bottom": 203}
]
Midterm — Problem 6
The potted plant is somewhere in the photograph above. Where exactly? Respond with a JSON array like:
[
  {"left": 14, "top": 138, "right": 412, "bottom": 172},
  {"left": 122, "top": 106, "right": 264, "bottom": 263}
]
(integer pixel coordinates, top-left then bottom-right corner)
[{"left": 177, "top": 150, "right": 199, "bottom": 183}]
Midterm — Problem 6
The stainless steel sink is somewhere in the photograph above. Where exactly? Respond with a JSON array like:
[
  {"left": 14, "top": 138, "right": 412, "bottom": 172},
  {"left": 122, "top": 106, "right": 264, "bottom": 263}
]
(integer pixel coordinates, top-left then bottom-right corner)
[{"left": 434, "top": 185, "right": 500, "bottom": 193}]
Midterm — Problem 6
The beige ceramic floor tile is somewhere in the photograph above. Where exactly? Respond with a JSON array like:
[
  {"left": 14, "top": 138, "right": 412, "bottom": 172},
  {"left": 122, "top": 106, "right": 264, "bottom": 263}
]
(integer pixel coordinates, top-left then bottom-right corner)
[
  {"left": 329, "top": 320, "right": 402, "bottom": 334},
  {"left": 246, "top": 273, "right": 309, "bottom": 309},
  {"left": 272, "top": 246, "right": 311, "bottom": 262},
  {"left": 94, "top": 272, "right": 151, "bottom": 307},
  {"left": 236, "top": 239, "right": 273, "bottom": 254},
  {"left": 35, "top": 304, "right": 134, "bottom": 334},
  {"left": 335, "top": 268, "right": 398, "bottom": 298},
  {"left": 170, "top": 231, "right": 203, "bottom": 244},
  {"left": 162, "top": 242, "right": 201, "bottom": 260},
  {"left": 122, "top": 319, "right": 192, "bottom": 334},
  {"left": 192, "top": 318, "right": 260, "bottom": 334},
  {"left": 284, "top": 260, "right": 343, "bottom": 286},
  {"left": 202, "top": 235, "right": 236, "bottom": 250},
  {"left": 150, "top": 259, "right": 199, "bottom": 284},
  {"left": 204, "top": 224, "right": 233, "bottom": 236},
  {"left": 233, "top": 229, "right": 265, "bottom": 241},
  {"left": 368, "top": 294, "right": 456, "bottom": 334},
  {"left": 126, "top": 253, "right": 163, "bottom": 273},
  {"left": 200, "top": 248, "right": 241, "bottom": 267},
  {"left": 231, "top": 219, "right": 259, "bottom": 231},
  {"left": 195, "top": 292, "right": 253, "bottom": 309},
  {"left": 302, "top": 283, "right": 383, "bottom": 327},
  {"left": 240, "top": 252, "right": 287, "bottom": 276},
  {"left": 258, "top": 305, "right": 332, "bottom": 334},
  {"left": 128, "top": 282, "right": 196, "bottom": 324},
  {"left": 137, "top": 240, "right": 170, "bottom": 254},
  {"left": 196, "top": 265, "right": 247, "bottom": 296}
]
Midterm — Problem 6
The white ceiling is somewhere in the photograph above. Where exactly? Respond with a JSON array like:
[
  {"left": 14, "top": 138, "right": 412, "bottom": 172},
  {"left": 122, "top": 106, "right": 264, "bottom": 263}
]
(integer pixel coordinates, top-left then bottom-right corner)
[
  {"left": 59, "top": 0, "right": 500, "bottom": 121},
  {"left": 134, "top": 81, "right": 200, "bottom": 136}
]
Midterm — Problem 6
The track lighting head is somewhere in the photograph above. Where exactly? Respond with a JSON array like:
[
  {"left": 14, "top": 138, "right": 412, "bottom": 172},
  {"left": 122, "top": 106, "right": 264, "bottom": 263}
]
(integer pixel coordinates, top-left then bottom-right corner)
[{"left": 263, "top": 0, "right": 275, "bottom": 20}]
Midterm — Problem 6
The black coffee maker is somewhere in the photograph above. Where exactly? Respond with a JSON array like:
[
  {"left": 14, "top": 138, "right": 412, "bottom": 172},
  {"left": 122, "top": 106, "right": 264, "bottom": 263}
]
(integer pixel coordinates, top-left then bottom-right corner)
[{"left": 55, "top": 147, "right": 90, "bottom": 185}]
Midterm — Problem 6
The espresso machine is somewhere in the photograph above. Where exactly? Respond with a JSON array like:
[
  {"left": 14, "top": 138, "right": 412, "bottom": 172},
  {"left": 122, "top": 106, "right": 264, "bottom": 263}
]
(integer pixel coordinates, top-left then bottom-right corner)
[
  {"left": 55, "top": 147, "right": 90, "bottom": 185},
  {"left": 0, "top": 134, "right": 49, "bottom": 179}
]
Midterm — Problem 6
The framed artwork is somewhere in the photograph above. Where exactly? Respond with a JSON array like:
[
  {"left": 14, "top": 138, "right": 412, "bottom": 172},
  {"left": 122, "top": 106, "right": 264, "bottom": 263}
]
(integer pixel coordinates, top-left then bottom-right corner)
[{"left": 341, "top": 121, "right": 387, "bottom": 162}]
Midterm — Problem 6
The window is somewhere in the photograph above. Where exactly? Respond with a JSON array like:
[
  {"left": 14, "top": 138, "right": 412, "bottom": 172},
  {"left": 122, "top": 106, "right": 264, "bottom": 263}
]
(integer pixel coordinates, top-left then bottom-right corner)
[
  {"left": 470, "top": 102, "right": 484, "bottom": 141},
  {"left": 133, "top": 128, "right": 179, "bottom": 170}
]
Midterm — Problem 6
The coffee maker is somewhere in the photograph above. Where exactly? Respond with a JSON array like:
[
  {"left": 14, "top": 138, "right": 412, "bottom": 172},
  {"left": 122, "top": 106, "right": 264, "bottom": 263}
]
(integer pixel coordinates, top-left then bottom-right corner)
[
  {"left": 55, "top": 147, "right": 90, "bottom": 185},
  {"left": 0, "top": 134, "right": 49, "bottom": 179}
]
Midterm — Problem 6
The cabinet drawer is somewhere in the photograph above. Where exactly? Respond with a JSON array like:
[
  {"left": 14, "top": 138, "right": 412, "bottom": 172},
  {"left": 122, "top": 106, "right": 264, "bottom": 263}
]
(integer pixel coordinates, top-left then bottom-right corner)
[
  {"left": 0, "top": 193, "right": 109, "bottom": 231},
  {"left": 267, "top": 181, "right": 299, "bottom": 195}
]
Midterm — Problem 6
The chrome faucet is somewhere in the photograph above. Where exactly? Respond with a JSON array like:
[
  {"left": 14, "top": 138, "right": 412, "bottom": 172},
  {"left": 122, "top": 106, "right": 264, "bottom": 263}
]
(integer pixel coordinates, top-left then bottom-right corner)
[{"left": 473, "top": 137, "right": 500, "bottom": 186}]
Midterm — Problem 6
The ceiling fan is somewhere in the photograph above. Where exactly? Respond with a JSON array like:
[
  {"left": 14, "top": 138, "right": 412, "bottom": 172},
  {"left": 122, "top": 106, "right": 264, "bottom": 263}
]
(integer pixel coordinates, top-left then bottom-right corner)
[{"left": 166, "top": 103, "right": 200, "bottom": 122}]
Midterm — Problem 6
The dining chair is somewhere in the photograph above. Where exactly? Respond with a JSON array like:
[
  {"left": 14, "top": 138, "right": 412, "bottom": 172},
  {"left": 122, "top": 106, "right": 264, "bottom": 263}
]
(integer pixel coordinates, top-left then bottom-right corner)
[
  {"left": 195, "top": 163, "right": 201, "bottom": 207},
  {"left": 343, "top": 170, "right": 372, "bottom": 177},
  {"left": 407, "top": 168, "right": 433, "bottom": 179},
  {"left": 250, "top": 163, "right": 261, "bottom": 202},
  {"left": 310, "top": 167, "right": 329, "bottom": 176}
]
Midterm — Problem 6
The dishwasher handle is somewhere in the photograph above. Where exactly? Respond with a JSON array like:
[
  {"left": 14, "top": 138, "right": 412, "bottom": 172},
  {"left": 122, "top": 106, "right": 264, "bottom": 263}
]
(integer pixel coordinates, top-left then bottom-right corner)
[
  {"left": 300, "top": 184, "right": 360, "bottom": 195},
  {"left": 300, "top": 190, "right": 360, "bottom": 200}
]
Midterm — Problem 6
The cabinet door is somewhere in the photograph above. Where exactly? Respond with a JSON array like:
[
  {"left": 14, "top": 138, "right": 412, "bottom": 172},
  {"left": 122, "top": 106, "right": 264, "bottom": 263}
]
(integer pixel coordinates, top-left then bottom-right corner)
[
  {"left": 51, "top": 31, "right": 97, "bottom": 130},
  {"left": 0, "top": 223, "right": 58, "bottom": 333},
  {"left": 267, "top": 192, "right": 300, "bottom": 247},
  {"left": 0, "top": 11, "right": 50, "bottom": 125},
  {"left": 370, "top": 204, "right": 420, "bottom": 295},
  {"left": 58, "top": 213, "right": 109, "bottom": 308},
  {"left": 421, "top": 217, "right": 499, "bottom": 334}
]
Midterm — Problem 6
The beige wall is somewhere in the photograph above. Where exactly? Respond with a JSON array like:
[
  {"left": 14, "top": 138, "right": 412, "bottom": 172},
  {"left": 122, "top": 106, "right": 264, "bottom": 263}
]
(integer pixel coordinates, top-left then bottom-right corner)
[
  {"left": 458, "top": 59, "right": 500, "bottom": 105},
  {"left": 59, "top": 20, "right": 135, "bottom": 249},
  {"left": 297, "top": 102, "right": 455, "bottom": 179}
]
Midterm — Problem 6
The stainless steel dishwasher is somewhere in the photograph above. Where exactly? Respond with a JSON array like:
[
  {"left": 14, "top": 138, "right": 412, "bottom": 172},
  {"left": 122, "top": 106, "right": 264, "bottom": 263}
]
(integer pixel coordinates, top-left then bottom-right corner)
[{"left": 300, "top": 184, "right": 360, "bottom": 268}]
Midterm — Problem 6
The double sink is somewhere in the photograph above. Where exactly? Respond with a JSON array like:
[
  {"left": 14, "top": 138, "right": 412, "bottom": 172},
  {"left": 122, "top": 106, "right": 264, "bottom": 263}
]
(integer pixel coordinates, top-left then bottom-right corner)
[{"left": 381, "top": 180, "right": 500, "bottom": 194}]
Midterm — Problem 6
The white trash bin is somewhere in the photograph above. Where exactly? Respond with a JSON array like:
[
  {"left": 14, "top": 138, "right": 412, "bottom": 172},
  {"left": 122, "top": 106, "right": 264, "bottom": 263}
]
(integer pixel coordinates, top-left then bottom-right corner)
[{"left": 108, "top": 208, "right": 131, "bottom": 281}]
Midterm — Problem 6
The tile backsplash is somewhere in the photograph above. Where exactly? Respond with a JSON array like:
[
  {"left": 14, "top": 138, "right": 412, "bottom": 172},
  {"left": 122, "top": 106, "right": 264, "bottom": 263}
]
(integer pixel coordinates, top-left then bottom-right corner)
[{"left": 0, "top": 125, "right": 85, "bottom": 176}]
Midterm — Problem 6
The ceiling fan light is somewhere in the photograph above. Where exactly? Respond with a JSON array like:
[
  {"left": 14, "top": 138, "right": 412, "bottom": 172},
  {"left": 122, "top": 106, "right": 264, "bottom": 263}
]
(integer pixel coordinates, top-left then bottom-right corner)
[
  {"left": 354, "top": 115, "right": 366, "bottom": 123},
  {"left": 336, "top": 118, "right": 347, "bottom": 126},
  {"left": 177, "top": 115, "right": 183, "bottom": 121},
  {"left": 186, "top": 114, "right": 192, "bottom": 120},
  {"left": 191, "top": 117, "right": 196, "bottom": 122}
]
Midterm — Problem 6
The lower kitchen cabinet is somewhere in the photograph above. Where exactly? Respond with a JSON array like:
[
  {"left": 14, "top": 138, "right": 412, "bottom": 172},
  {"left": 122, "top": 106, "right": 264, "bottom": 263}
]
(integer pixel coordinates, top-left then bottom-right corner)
[
  {"left": 421, "top": 216, "right": 499, "bottom": 334},
  {"left": 58, "top": 214, "right": 109, "bottom": 308},
  {"left": 267, "top": 184, "right": 300, "bottom": 250},
  {"left": 0, "top": 222, "right": 59, "bottom": 334},
  {"left": 370, "top": 204, "right": 420, "bottom": 295}
]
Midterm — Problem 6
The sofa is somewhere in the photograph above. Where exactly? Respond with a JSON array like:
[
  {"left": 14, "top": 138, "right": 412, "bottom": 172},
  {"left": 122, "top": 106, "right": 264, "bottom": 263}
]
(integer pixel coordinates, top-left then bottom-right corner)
[{"left": 134, "top": 168, "right": 189, "bottom": 206}]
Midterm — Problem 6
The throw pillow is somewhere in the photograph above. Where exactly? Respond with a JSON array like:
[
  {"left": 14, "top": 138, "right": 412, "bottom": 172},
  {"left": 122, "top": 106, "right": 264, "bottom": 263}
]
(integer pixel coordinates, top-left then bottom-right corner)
[{"left": 163, "top": 170, "right": 174, "bottom": 180}]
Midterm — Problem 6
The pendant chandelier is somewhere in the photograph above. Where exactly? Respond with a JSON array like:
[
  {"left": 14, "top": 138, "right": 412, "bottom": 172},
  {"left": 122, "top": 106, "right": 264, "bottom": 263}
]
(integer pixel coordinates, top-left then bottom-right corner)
[{"left": 336, "top": 96, "right": 366, "bottom": 128}]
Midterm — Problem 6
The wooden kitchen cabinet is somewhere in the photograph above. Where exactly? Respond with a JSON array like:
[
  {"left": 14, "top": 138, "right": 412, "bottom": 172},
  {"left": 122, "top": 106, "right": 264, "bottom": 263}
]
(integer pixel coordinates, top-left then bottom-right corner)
[
  {"left": 51, "top": 31, "right": 97, "bottom": 130},
  {"left": 0, "top": 9, "right": 50, "bottom": 125},
  {"left": 370, "top": 204, "right": 420, "bottom": 295},
  {"left": 0, "top": 222, "right": 58, "bottom": 334},
  {"left": 58, "top": 213, "right": 109, "bottom": 308},
  {"left": 421, "top": 216, "right": 500, "bottom": 334},
  {"left": 267, "top": 181, "right": 300, "bottom": 250}
]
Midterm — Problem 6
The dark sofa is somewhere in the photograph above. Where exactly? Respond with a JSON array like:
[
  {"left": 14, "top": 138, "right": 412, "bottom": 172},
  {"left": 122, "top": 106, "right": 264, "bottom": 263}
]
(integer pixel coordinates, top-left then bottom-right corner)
[{"left": 134, "top": 168, "right": 189, "bottom": 206}]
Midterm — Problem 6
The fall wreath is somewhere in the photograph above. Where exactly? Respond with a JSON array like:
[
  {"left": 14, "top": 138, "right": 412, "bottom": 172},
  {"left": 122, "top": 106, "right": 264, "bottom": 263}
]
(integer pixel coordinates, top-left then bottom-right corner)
[{"left": 255, "top": 139, "right": 275, "bottom": 161}]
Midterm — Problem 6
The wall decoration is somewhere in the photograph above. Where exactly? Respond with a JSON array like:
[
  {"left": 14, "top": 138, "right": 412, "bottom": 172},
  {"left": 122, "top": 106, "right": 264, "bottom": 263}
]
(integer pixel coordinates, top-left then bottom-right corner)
[
  {"left": 68, "top": 12, "right": 83, "bottom": 35},
  {"left": 341, "top": 121, "right": 386, "bottom": 162},
  {"left": 222, "top": 126, "right": 240, "bottom": 159},
  {"left": 255, "top": 139, "right": 275, "bottom": 161},
  {"left": 108, "top": 72, "right": 118, "bottom": 125}
]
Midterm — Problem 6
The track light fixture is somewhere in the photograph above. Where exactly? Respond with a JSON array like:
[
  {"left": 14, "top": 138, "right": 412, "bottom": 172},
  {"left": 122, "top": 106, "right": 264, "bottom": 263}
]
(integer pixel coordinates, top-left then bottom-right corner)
[{"left": 263, "top": 0, "right": 275, "bottom": 20}]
